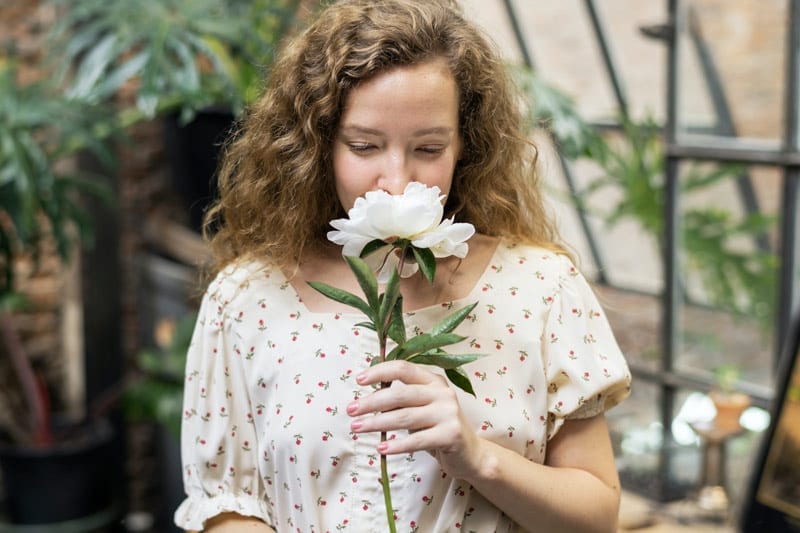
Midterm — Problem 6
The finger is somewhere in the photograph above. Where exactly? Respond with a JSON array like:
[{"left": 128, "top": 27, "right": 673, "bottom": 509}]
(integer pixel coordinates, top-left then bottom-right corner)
[
  {"left": 356, "top": 360, "right": 443, "bottom": 387},
  {"left": 350, "top": 405, "right": 434, "bottom": 434},
  {"left": 377, "top": 424, "right": 459, "bottom": 456},
  {"left": 347, "top": 382, "right": 432, "bottom": 417}
]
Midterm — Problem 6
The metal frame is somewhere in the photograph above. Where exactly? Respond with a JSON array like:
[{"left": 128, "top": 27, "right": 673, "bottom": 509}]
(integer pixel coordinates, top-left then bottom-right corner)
[
  {"left": 502, "top": 0, "right": 609, "bottom": 283},
  {"left": 501, "top": 0, "right": 800, "bottom": 501}
]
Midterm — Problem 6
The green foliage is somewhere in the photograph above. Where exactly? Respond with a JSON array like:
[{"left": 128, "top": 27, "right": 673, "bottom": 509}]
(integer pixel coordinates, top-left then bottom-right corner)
[
  {"left": 574, "top": 115, "right": 777, "bottom": 326},
  {"left": 577, "top": 116, "right": 664, "bottom": 236},
  {"left": 124, "top": 313, "right": 197, "bottom": 439},
  {"left": 0, "top": 0, "right": 302, "bottom": 446},
  {"left": 308, "top": 253, "right": 483, "bottom": 396},
  {"left": 48, "top": 0, "right": 300, "bottom": 122},
  {"left": 512, "top": 65, "right": 603, "bottom": 159},
  {"left": 713, "top": 363, "right": 741, "bottom": 394},
  {"left": 309, "top": 249, "right": 484, "bottom": 533},
  {"left": 515, "top": 66, "right": 778, "bottom": 327},
  {"left": 0, "top": 60, "right": 114, "bottom": 294}
]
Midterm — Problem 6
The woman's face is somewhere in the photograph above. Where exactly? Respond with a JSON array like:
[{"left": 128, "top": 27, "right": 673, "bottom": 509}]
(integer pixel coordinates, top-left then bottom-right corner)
[{"left": 332, "top": 58, "right": 462, "bottom": 212}]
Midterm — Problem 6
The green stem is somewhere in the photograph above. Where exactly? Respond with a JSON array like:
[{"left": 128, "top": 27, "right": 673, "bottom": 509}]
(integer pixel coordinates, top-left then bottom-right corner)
[
  {"left": 377, "top": 245, "right": 407, "bottom": 533},
  {"left": 378, "top": 330, "right": 396, "bottom": 532},
  {"left": 380, "top": 450, "right": 396, "bottom": 532}
]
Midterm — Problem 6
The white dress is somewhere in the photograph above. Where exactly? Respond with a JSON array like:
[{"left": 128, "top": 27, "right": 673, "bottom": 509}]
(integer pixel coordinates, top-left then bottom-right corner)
[{"left": 175, "top": 242, "right": 631, "bottom": 532}]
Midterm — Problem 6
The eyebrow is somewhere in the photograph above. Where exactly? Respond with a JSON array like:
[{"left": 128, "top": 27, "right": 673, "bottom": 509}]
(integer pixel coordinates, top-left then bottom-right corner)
[{"left": 338, "top": 125, "right": 454, "bottom": 137}]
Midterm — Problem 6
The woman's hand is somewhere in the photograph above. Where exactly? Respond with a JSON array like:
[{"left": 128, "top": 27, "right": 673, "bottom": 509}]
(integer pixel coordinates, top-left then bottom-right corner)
[
  {"left": 347, "top": 360, "right": 485, "bottom": 480},
  {"left": 347, "top": 360, "right": 621, "bottom": 532}
]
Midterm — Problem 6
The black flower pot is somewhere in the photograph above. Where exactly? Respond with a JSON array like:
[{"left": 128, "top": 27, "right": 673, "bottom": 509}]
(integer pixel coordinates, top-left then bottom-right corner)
[
  {"left": 163, "top": 108, "right": 236, "bottom": 233},
  {"left": 0, "top": 418, "right": 117, "bottom": 526}
]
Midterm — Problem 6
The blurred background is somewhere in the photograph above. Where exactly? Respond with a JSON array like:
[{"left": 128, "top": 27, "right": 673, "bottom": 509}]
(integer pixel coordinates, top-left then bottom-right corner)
[{"left": 0, "top": 0, "right": 797, "bottom": 531}]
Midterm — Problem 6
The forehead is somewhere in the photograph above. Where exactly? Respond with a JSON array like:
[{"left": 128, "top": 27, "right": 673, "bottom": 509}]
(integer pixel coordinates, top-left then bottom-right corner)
[{"left": 339, "top": 59, "right": 460, "bottom": 126}]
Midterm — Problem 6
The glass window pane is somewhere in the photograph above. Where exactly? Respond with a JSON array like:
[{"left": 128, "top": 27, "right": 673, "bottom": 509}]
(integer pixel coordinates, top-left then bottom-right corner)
[
  {"left": 460, "top": 0, "right": 525, "bottom": 64},
  {"left": 594, "top": 0, "right": 666, "bottom": 121},
  {"left": 609, "top": 383, "right": 698, "bottom": 501},
  {"left": 498, "top": 0, "right": 619, "bottom": 121},
  {"left": 541, "top": 119, "right": 665, "bottom": 370},
  {"left": 675, "top": 163, "right": 781, "bottom": 391},
  {"left": 676, "top": 0, "right": 787, "bottom": 145},
  {"left": 610, "top": 384, "right": 769, "bottom": 503}
]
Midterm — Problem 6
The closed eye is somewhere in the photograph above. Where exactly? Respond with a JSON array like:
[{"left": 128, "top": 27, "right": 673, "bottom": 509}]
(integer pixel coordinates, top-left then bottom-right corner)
[
  {"left": 417, "top": 146, "right": 445, "bottom": 155},
  {"left": 349, "top": 143, "right": 376, "bottom": 153}
]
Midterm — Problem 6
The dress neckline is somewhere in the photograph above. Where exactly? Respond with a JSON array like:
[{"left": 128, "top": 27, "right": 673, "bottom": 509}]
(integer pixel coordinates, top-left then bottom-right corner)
[{"left": 279, "top": 239, "right": 503, "bottom": 318}]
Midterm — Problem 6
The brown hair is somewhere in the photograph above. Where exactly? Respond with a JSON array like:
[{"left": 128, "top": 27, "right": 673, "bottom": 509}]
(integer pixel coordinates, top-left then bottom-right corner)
[{"left": 204, "top": 0, "right": 563, "bottom": 274}]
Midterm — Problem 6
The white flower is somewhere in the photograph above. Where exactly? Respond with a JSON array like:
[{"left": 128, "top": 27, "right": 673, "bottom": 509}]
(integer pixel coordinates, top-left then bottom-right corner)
[{"left": 328, "top": 182, "right": 476, "bottom": 282}]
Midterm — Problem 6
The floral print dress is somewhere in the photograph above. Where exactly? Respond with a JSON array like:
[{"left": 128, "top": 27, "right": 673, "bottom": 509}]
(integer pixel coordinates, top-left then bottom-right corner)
[{"left": 175, "top": 242, "right": 631, "bottom": 532}]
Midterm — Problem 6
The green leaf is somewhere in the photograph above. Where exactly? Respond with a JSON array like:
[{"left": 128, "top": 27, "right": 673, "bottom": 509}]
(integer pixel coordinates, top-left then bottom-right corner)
[
  {"left": 344, "top": 255, "right": 379, "bottom": 312},
  {"left": 360, "top": 239, "right": 387, "bottom": 258},
  {"left": 307, "top": 281, "right": 373, "bottom": 318},
  {"left": 378, "top": 267, "right": 400, "bottom": 333},
  {"left": 430, "top": 302, "right": 477, "bottom": 336},
  {"left": 386, "top": 332, "right": 465, "bottom": 361},
  {"left": 386, "top": 295, "right": 406, "bottom": 345},
  {"left": 68, "top": 33, "right": 119, "bottom": 100},
  {"left": 412, "top": 246, "right": 436, "bottom": 284},
  {"left": 445, "top": 367, "right": 477, "bottom": 396},
  {"left": 409, "top": 352, "right": 483, "bottom": 369},
  {"left": 354, "top": 321, "right": 376, "bottom": 331}
]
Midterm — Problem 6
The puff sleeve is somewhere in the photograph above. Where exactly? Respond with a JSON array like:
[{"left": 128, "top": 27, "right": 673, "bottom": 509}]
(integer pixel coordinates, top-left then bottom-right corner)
[
  {"left": 542, "top": 255, "right": 631, "bottom": 439},
  {"left": 174, "top": 268, "right": 272, "bottom": 530}
]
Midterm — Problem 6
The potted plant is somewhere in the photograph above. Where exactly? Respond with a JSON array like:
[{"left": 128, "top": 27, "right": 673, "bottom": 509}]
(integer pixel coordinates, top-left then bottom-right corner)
[
  {"left": 40, "top": 2, "right": 304, "bottom": 527},
  {"left": 48, "top": 0, "right": 303, "bottom": 231},
  {"left": 0, "top": 58, "right": 119, "bottom": 526},
  {"left": 709, "top": 363, "right": 751, "bottom": 430}
]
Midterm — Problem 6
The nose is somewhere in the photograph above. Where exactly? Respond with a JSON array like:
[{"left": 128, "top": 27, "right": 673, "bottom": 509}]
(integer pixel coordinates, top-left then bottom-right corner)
[{"left": 377, "top": 152, "right": 413, "bottom": 195}]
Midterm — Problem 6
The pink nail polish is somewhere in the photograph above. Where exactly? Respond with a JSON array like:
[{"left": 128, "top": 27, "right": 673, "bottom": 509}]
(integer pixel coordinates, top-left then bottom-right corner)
[
  {"left": 377, "top": 442, "right": 389, "bottom": 454},
  {"left": 356, "top": 373, "right": 367, "bottom": 384},
  {"left": 351, "top": 420, "right": 362, "bottom": 431},
  {"left": 346, "top": 401, "right": 359, "bottom": 415}
]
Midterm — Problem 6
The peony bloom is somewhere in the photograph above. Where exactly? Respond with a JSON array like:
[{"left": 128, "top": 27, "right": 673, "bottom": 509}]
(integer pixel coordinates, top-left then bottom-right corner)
[{"left": 328, "top": 182, "right": 475, "bottom": 282}]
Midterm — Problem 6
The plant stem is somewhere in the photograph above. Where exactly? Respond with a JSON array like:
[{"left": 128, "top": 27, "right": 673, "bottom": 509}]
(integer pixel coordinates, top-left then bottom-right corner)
[
  {"left": 380, "top": 448, "right": 396, "bottom": 532},
  {"left": 377, "top": 246, "right": 407, "bottom": 533},
  {"left": 0, "top": 310, "right": 51, "bottom": 445},
  {"left": 378, "top": 329, "right": 396, "bottom": 532}
]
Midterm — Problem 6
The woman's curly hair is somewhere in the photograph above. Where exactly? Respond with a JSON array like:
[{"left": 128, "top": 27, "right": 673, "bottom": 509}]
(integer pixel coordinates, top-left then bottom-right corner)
[{"left": 204, "top": 0, "right": 563, "bottom": 274}]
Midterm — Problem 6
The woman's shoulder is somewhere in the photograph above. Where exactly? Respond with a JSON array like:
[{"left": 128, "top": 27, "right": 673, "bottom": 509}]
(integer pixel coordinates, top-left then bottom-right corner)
[
  {"left": 491, "top": 239, "right": 577, "bottom": 274},
  {"left": 204, "top": 256, "right": 286, "bottom": 306}
]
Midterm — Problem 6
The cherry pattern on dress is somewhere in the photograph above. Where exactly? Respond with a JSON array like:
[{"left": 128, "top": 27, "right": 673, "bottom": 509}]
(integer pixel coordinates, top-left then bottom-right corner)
[{"left": 176, "top": 242, "right": 631, "bottom": 532}]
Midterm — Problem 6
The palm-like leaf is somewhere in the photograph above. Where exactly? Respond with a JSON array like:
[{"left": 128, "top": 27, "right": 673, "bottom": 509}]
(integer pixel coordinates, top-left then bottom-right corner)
[
  {"left": 0, "top": 62, "right": 114, "bottom": 293},
  {"left": 48, "top": 0, "right": 300, "bottom": 120}
]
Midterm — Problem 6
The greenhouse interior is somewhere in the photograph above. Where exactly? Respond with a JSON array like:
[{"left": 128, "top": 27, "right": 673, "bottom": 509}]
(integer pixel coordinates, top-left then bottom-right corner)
[{"left": 0, "top": 0, "right": 798, "bottom": 532}]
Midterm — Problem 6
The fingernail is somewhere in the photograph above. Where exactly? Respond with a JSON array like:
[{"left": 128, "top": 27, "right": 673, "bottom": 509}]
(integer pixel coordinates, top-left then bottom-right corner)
[
  {"left": 346, "top": 401, "right": 359, "bottom": 415},
  {"left": 356, "top": 373, "right": 367, "bottom": 384},
  {"left": 377, "top": 442, "right": 389, "bottom": 454},
  {"left": 350, "top": 420, "right": 363, "bottom": 431}
]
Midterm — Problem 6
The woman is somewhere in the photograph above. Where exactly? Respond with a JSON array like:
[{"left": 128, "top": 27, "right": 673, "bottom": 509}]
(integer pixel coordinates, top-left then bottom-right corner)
[{"left": 176, "top": 1, "right": 631, "bottom": 531}]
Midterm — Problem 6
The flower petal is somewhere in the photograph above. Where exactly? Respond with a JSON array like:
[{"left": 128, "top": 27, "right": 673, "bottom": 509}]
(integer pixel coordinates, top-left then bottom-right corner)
[
  {"left": 326, "top": 183, "right": 476, "bottom": 278},
  {"left": 411, "top": 218, "right": 475, "bottom": 258}
]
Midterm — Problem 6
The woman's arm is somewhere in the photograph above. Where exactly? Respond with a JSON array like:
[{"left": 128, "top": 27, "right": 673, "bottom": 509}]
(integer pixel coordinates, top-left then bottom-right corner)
[
  {"left": 190, "top": 513, "right": 276, "bottom": 533},
  {"left": 467, "top": 414, "right": 620, "bottom": 533},
  {"left": 349, "top": 361, "right": 621, "bottom": 533}
]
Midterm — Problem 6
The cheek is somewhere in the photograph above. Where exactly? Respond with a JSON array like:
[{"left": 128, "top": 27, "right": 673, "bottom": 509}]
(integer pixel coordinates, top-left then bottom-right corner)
[
  {"left": 426, "top": 158, "right": 457, "bottom": 196},
  {"left": 333, "top": 153, "right": 372, "bottom": 210}
]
